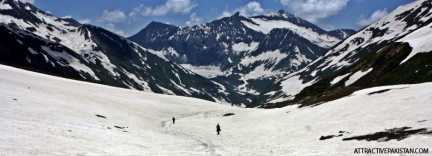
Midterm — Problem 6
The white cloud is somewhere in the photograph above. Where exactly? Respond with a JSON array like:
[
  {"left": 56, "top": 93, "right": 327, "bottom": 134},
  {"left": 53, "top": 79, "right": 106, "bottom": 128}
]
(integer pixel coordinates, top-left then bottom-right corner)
[
  {"left": 357, "top": 8, "right": 388, "bottom": 26},
  {"left": 141, "top": 7, "right": 153, "bottom": 16},
  {"left": 18, "top": 0, "right": 34, "bottom": 4},
  {"left": 78, "top": 19, "right": 92, "bottom": 24},
  {"left": 152, "top": 0, "right": 198, "bottom": 16},
  {"left": 105, "top": 23, "right": 127, "bottom": 37},
  {"left": 278, "top": 0, "right": 349, "bottom": 23},
  {"left": 128, "top": 0, "right": 197, "bottom": 23},
  {"left": 128, "top": 4, "right": 153, "bottom": 23},
  {"left": 186, "top": 12, "right": 203, "bottom": 26},
  {"left": 219, "top": 11, "right": 232, "bottom": 19},
  {"left": 218, "top": 1, "right": 265, "bottom": 18},
  {"left": 99, "top": 9, "right": 127, "bottom": 24},
  {"left": 129, "top": 4, "right": 153, "bottom": 17},
  {"left": 237, "top": 1, "right": 264, "bottom": 16}
]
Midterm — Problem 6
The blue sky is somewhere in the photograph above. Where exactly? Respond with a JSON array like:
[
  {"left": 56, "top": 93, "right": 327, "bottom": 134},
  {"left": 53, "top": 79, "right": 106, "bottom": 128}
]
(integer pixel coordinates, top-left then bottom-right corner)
[{"left": 22, "top": 0, "right": 415, "bottom": 37}]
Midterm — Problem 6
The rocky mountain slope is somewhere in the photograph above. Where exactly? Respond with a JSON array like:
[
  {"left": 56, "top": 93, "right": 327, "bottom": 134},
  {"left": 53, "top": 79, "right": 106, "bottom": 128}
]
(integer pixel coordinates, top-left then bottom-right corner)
[{"left": 259, "top": 0, "right": 432, "bottom": 107}]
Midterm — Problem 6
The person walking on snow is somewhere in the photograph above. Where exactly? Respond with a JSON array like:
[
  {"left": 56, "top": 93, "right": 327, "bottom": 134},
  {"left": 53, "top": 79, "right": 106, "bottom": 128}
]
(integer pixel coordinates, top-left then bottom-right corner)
[
  {"left": 216, "top": 124, "right": 221, "bottom": 135},
  {"left": 172, "top": 117, "right": 175, "bottom": 124}
]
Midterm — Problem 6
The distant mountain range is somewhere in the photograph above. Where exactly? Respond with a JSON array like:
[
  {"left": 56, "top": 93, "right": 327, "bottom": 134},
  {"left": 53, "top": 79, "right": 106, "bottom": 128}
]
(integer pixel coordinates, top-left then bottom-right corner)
[
  {"left": 129, "top": 10, "right": 354, "bottom": 78},
  {"left": 128, "top": 9, "right": 355, "bottom": 106},
  {"left": 1, "top": 0, "right": 431, "bottom": 108}
]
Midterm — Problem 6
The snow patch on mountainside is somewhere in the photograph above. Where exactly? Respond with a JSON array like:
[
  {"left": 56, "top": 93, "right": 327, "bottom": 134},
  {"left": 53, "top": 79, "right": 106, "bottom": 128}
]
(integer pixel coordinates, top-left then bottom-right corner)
[
  {"left": 180, "top": 64, "right": 224, "bottom": 78},
  {"left": 212, "top": 80, "right": 229, "bottom": 96},
  {"left": 232, "top": 42, "right": 259, "bottom": 52},
  {"left": 41, "top": 46, "right": 99, "bottom": 80},
  {"left": 237, "top": 76, "right": 260, "bottom": 95},
  {"left": 1, "top": 5, "right": 121, "bottom": 79},
  {"left": 27, "top": 47, "right": 38, "bottom": 55},
  {"left": 280, "top": 75, "right": 317, "bottom": 100},
  {"left": 345, "top": 68, "right": 373, "bottom": 86},
  {"left": 60, "top": 28, "right": 120, "bottom": 77},
  {"left": 121, "top": 69, "right": 151, "bottom": 91},
  {"left": 144, "top": 48, "right": 169, "bottom": 61},
  {"left": 0, "top": 1, "right": 12, "bottom": 10},
  {"left": 242, "top": 18, "right": 339, "bottom": 48},
  {"left": 320, "top": 46, "right": 358, "bottom": 71},
  {"left": 330, "top": 73, "right": 350, "bottom": 85},
  {"left": 240, "top": 49, "right": 286, "bottom": 66},
  {"left": 0, "top": 14, "right": 32, "bottom": 28},
  {"left": 157, "top": 85, "right": 175, "bottom": 95},
  {"left": 291, "top": 52, "right": 312, "bottom": 67},
  {"left": 243, "top": 64, "right": 275, "bottom": 79},
  {"left": 398, "top": 22, "right": 432, "bottom": 64}
]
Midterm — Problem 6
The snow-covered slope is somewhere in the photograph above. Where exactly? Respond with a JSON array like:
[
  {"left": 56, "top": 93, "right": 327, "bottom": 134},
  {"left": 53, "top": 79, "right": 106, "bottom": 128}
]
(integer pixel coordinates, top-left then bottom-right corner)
[
  {"left": 259, "top": 0, "right": 432, "bottom": 104},
  {"left": 312, "top": 0, "right": 432, "bottom": 72},
  {"left": 245, "top": 10, "right": 341, "bottom": 48},
  {"left": 0, "top": 0, "right": 232, "bottom": 103},
  {"left": 398, "top": 20, "right": 432, "bottom": 64},
  {"left": 1, "top": 64, "right": 431, "bottom": 155}
]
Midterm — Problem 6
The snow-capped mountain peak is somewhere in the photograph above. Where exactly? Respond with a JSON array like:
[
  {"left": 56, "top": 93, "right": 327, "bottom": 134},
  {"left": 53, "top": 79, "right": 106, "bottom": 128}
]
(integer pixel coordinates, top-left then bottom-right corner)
[{"left": 260, "top": 9, "right": 299, "bottom": 21}]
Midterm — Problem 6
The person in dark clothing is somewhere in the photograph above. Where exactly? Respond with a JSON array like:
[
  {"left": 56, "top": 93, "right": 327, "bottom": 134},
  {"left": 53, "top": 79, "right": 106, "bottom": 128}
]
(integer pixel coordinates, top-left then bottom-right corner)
[
  {"left": 172, "top": 117, "right": 175, "bottom": 124},
  {"left": 216, "top": 124, "right": 221, "bottom": 135}
]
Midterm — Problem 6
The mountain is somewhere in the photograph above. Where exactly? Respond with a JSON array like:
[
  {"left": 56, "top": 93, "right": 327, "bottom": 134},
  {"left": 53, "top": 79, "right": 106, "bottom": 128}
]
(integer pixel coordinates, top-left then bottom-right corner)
[
  {"left": 0, "top": 0, "right": 232, "bottom": 103},
  {"left": 129, "top": 9, "right": 355, "bottom": 106},
  {"left": 258, "top": 0, "right": 432, "bottom": 107},
  {"left": 129, "top": 10, "right": 354, "bottom": 77},
  {"left": 130, "top": 12, "right": 266, "bottom": 71}
]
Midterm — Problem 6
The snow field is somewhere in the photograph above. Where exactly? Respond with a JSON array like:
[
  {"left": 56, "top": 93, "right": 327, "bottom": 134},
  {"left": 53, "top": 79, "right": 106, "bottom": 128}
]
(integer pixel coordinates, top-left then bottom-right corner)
[
  {"left": 0, "top": 64, "right": 234, "bottom": 155},
  {"left": 0, "top": 64, "right": 431, "bottom": 155}
]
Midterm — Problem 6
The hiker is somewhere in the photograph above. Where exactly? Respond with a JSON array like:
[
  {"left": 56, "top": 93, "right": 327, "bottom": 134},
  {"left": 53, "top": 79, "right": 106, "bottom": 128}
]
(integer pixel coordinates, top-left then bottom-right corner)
[
  {"left": 172, "top": 117, "right": 175, "bottom": 124},
  {"left": 216, "top": 124, "right": 221, "bottom": 135}
]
